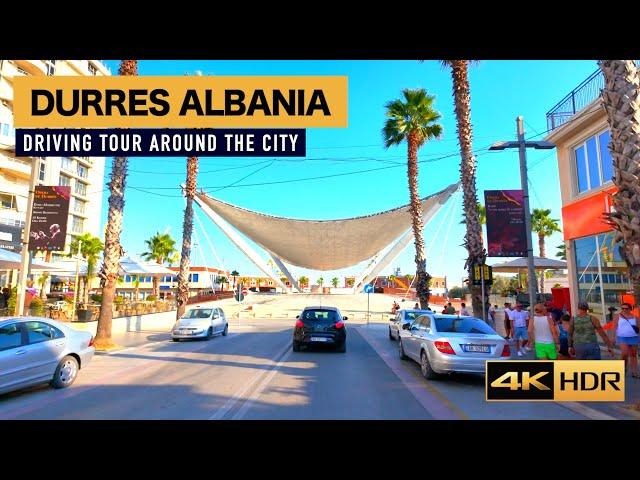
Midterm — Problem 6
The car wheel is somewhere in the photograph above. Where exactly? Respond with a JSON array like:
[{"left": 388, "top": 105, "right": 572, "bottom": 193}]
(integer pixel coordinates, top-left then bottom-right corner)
[
  {"left": 292, "top": 340, "right": 301, "bottom": 352},
  {"left": 389, "top": 328, "right": 395, "bottom": 341},
  {"left": 336, "top": 342, "right": 346, "bottom": 353},
  {"left": 420, "top": 350, "right": 439, "bottom": 380},
  {"left": 399, "top": 339, "right": 409, "bottom": 360},
  {"left": 222, "top": 324, "right": 228, "bottom": 337},
  {"left": 205, "top": 327, "right": 213, "bottom": 340},
  {"left": 172, "top": 338, "right": 180, "bottom": 342},
  {"left": 51, "top": 355, "right": 79, "bottom": 389}
]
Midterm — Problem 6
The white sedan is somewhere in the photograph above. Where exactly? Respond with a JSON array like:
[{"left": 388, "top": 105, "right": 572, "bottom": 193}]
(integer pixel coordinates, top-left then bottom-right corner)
[
  {"left": 172, "top": 306, "right": 228, "bottom": 341},
  {"left": 0, "top": 317, "right": 95, "bottom": 395}
]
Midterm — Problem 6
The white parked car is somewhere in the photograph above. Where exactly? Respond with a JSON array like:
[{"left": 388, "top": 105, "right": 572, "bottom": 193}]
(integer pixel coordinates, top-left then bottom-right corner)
[
  {"left": 172, "top": 306, "right": 228, "bottom": 341},
  {"left": 0, "top": 317, "right": 95, "bottom": 395}
]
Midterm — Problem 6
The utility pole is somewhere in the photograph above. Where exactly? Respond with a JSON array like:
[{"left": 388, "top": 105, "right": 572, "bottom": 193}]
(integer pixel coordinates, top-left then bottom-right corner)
[
  {"left": 489, "top": 116, "right": 555, "bottom": 312},
  {"left": 15, "top": 159, "right": 38, "bottom": 316},
  {"left": 516, "top": 117, "right": 538, "bottom": 313},
  {"left": 71, "top": 240, "right": 82, "bottom": 321}
]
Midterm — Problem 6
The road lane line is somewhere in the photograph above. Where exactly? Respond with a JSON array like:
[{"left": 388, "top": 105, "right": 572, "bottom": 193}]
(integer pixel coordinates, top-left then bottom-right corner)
[
  {"left": 208, "top": 340, "right": 291, "bottom": 420},
  {"left": 356, "top": 326, "right": 467, "bottom": 420},
  {"left": 555, "top": 401, "right": 617, "bottom": 420},
  {"left": 231, "top": 348, "right": 292, "bottom": 420}
]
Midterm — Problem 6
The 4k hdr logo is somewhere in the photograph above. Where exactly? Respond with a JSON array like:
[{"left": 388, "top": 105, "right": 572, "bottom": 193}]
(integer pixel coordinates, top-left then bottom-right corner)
[{"left": 486, "top": 361, "right": 625, "bottom": 402}]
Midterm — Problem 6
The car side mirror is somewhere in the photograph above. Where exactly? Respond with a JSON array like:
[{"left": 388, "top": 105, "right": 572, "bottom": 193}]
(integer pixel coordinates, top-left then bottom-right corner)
[
  {"left": 342, "top": 316, "right": 348, "bottom": 321},
  {"left": 389, "top": 316, "right": 395, "bottom": 322},
  {"left": 402, "top": 323, "right": 411, "bottom": 330}
]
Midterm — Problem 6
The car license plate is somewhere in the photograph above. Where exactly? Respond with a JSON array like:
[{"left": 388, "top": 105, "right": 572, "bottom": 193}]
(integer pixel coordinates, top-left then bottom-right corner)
[
  {"left": 310, "top": 337, "right": 328, "bottom": 342},
  {"left": 463, "top": 344, "right": 490, "bottom": 353},
  {"left": 181, "top": 329, "right": 192, "bottom": 335}
]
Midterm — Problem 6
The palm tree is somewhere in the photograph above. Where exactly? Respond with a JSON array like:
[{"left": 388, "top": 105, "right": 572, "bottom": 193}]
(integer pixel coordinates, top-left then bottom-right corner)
[
  {"left": 176, "top": 156, "right": 199, "bottom": 319},
  {"left": 141, "top": 232, "right": 177, "bottom": 297},
  {"left": 531, "top": 208, "right": 561, "bottom": 293},
  {"left": 345, "top": 277, "right": 354, "bottom": 288},
  {"left": 461, "top": 202, "right": 486, "bottom": 245},
  {"left": 531, "top": 208, "right": 561, "bottom": 258},
  {"left": 37, "top": 272, "right": 49, "bottom": 300},
  {"left": 599, "top": 60, "right": 640, "bottom": 306},
  {"left": 166, "top": 252, "right": 179, "bottom": 266},
  {"left": 441, "top": 60, "right": 485, "bottom": 318},
  {"left": 317, "top": 277, "right": 324, "bottom": 287},
  {"left": 556, "top": 243, "right": 567, "bottom": 261},
  {"left": 95, "top": 59, "right": 137, "bottom": 350},
  {"left": 219, "top": 276, "right": 228, "bottom": 292},
  {"left": 70, "top": 233, "right": 104, "bottom": 306},
  {"left": 299, "top": 276, "right": 309, "bottom": 289},
  {"left": 331, "top": 277, "right": 339, "bottom": 288},
  {"left": 231, "top": 270, "right": 239, "bottom": 289},
  {"left": 383, "top": 88, "right": 442, "bottom": 309}
]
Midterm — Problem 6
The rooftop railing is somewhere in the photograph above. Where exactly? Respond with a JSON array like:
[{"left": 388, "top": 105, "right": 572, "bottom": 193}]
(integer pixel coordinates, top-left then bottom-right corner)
[{"left": 546, "top": 68, "right": 604, "bottom": 132}]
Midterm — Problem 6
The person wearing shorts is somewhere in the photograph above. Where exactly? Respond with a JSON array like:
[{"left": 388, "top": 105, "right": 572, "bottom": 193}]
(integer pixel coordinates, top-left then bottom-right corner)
[
  {"left": 569, "top": 301, "right": 615, "bottom": 360},
  {"left": 557, "top": 314, "right": 571, "bottom": 359},
  {"left": 510, "top": 303, "right": 530, "bottom": 356},
  {"left": 612, "top": 303, "right": 639, "bottom": 378},
  {"left": 528, "top": 303, "right": 560, "bottom": 360},
  {"left": 503, "top": 303, "right": 513, "bottom": 340}
]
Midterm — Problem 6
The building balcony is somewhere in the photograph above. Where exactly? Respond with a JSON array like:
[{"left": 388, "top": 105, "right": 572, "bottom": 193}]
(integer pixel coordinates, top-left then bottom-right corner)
[
  {"left": 13, "top": 60, "right": 47, "bottom": 76},
  {"left": 0, "top": 153, "right": 31, "bottom": 179},
  {"left": 546, "top": 68, "right": 604, "bottom": 132}
]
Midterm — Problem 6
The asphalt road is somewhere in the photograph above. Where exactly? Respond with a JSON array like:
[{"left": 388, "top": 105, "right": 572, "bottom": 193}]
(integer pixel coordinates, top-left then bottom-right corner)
[{"left": 0, "top": 319, "right": 623, "bottom": 420}]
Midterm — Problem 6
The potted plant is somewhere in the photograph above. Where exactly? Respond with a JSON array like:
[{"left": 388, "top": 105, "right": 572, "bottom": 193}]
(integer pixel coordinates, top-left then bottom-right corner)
[{"left": 76, "top": 302, "right": 93, "bottom": 322}]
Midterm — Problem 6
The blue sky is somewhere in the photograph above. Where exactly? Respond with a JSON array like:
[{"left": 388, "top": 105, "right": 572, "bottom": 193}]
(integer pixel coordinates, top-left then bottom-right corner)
[{"left": 101, "top": 60, "right": 598, "bottom": 287}]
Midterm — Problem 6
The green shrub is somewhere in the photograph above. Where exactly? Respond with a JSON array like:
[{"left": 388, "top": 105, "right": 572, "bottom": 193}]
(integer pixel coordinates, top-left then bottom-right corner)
[
  {"left": 114, "top": 296, "right": 125, "bottom": 306},
  {"left": 29, "top": 296, "right": 45, "bottom": 316},
  {"left": 8, "top": 287, "right": 17, "bottom": 313},
  {"left": 64, "top": 296, "right": 74, "bottom": 304},
  {"left": 146, "top": 295, "right": 157, "bottom": 301},
  {"left": 91, "top": 294, "right": 102, "bottom": 302}
]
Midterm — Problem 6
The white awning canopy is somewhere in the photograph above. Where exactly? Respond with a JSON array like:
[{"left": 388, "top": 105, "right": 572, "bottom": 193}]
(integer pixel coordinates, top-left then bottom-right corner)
[{"left": 195, "top": 183, "right": 459, "bottom": 271}]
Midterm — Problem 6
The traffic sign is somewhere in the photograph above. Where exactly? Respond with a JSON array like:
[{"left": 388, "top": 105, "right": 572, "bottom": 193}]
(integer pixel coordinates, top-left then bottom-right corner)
[
  {"left": 471, "top": 263, "right": 493, "bottom": 286},
  {"left": 364, "top": 284, "right": 374, "bottom": 294}
]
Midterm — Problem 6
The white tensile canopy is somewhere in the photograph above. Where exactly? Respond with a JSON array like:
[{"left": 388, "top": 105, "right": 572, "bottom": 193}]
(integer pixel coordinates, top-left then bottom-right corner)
[
  {"left": 195, "top": 183, "right": 460, "bottom": 271},
  {"left": 0, "top": 248, "right": 65, "bottom": 271}
]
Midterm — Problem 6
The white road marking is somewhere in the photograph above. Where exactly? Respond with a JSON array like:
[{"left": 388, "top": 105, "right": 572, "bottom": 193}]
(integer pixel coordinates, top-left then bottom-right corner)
[
  {"left": 555, "top": 401, "right": 617, "bottom": 420},
  {"left": 231, "top": 348, "right": 293, "bottom": 420},
  {"left": 208, "top": 340, "right": 291, "bottom": 420}
]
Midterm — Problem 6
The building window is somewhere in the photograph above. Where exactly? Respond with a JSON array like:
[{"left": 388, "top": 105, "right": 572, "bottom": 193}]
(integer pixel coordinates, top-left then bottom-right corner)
[
  {"left": 88, "top": 62, "right": 97, "bottom": 75},
  {"left": 574, "top": 129, "right": 614, "bottom": 194},
  {"left": 77, "top": 164, "right": 88, "bottom": 178},
  {"left": 0, "top": 193, "right": 17, "bottom": 210},
  {"left": 574, "top": 231, "right": 629, "bottom": 321},
  {"left": 0, "top": 122, "right": 12, "bottom": 137},
  {"left": 59, "top": 174, "right": 71, "bottom": 187},
  {"left": 61, "top": 157, "right": 74, "bottom": 171},
  {"left": 71, "top": 215, "right": 84, "bottom": 232},
  {"left": 38, "top": 160, "right": 46, "bottom": 181},
  {"left": 73, "top": 199, "right": 86, "bottom": 214},
  {"left": 75, "top": 182, "right": 87, "bottom": 196},
  {"left": 45, "top": 60, "right": 56, "bottom": 76}
]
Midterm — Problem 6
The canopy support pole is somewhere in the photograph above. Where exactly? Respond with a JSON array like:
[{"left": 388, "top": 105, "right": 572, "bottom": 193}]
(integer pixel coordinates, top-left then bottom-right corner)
[{"left": 269, "top": 254, "right": 302, "bottom": 293}]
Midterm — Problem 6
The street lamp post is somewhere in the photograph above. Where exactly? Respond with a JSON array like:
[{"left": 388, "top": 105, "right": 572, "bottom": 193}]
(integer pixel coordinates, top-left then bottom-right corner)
[{"left": 489, "top": 116, "right": 555, "bottom": 312}]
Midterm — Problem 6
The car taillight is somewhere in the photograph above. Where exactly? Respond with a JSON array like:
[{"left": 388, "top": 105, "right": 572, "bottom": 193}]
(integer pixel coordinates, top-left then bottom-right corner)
[
  {"left": 434, "top": 341, "right": 455, "bottom": 355},
  {"left": 501, "top": 344, "right": 510, "bottom": 357},
  {"left": 335, "top": 321, "right": 344, "bottom": 329},
  {"left": 88, "top": 336, "right": 95, "bottom": 347},
  {"left": 295, "top": 320, "right": 304, "bottom": 328}
]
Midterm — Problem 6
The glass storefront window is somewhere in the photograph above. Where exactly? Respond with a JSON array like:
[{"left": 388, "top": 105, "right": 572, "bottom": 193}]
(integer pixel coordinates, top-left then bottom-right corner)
[{"left": 574, "top": 232, "right": 631, "bottom": 323}]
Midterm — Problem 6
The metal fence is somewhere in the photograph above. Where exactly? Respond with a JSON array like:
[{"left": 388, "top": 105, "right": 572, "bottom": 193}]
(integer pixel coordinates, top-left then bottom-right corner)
[{"left": 546, "top": 68, "right": 604, "bottom": 132}]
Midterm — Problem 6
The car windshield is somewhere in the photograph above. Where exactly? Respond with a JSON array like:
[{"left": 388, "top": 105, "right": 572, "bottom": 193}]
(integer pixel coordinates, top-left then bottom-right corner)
[
  {"left": 302, "top": 309, "right": 337, "bottom": 322},
  {"left": 182, "top": 309, "right": 213, "bottom": 319},
  {"left": 434, "top": 317, "right": 496, "bottom": 335},
  {"left": 404, "top": 311, "right": 427, "bottom": 321}
]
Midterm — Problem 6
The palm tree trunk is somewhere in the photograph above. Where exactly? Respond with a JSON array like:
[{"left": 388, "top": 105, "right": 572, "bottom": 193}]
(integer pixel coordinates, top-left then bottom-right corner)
[
  {"left": 176, "top": 156, "right": 199, "bottom": 319},
  {"left": 95, "top": 59, "right": 137, "bottom": 350},
  {"left": 407, "top": 131, "right": 430, "bottom": 308},
  {"left": 152, "top": 276, "right": 159, "bottom": 298},
  {"left": 450, "top": 60, "right": 486, "bottom": 318},
  {"left": 538, "top": 233, "right": 546, "bottom": 258},
  {"left": 83, "top": 277, "right": 90, "bottom": 305},
  {"left": 599, "top": 60, "right": 640, "bottom": 308}
]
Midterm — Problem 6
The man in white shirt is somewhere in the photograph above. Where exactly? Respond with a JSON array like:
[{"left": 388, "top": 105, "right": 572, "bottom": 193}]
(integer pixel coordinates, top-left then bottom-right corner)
[{"left": 510, "top": 303, "right": 531, "bottom": 356}]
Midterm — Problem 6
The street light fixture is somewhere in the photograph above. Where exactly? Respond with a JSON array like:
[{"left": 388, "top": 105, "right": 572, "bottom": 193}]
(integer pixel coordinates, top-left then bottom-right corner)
[{"left": 489, "top": 116, "right": 555, "bottom": 313}]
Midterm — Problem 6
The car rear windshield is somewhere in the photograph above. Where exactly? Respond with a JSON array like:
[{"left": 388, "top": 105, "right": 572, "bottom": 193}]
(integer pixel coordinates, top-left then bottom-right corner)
[
  {"left": 183, "top": 309, "right": 212, "bottom": 319},
  {"left": 302, "top": 309, "right": 338, "bottom": 322},
  {"left": 434, "top": 317, "right": 495, "bottom": 335}
]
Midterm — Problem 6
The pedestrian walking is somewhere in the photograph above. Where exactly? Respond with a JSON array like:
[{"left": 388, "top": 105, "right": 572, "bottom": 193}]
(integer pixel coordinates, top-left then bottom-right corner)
[
  {"left": 611, "top": 302, "right": 639, "bottom": 378},
  {"left": 460, "top": 303, "right": 471, "bottom": 316},
  {"left": 488, "top": 304, "right": 497, "bottom": 328},
  {"left": 528, "top": 303, "right": 560, "bottom": 360},
  {"left": 503, "top": 302, "right": 513, "bottom": 340},
  {"left": 569, "top": 301, "right": 615, "bottom": 360},
  {"left": 557, "top": 314, "right": 572, "bottom": 359},
  {"left": 510, "top": 303, "right": 531, "bottom": 356},
  {"left": 414, "top": 302, "right": 420, "bottom": 310}
]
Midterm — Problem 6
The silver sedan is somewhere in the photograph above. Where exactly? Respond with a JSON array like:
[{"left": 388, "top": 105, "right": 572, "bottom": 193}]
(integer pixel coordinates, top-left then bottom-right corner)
[
  {"left": 172, "top": 306, "right": 228, "bottom": 341},
  {"left": 0, "top": 317, "right": 95, "bottom": 395},
  {"left": 398, "top": 314, "right": 510, "bottom": 379},
  {"left": 388, "top": 309, "right": 434, "bottom": 341}
]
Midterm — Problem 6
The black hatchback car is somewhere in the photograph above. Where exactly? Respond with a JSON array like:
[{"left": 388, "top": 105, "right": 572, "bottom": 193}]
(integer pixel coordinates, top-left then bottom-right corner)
[{"left": 293, "top": 306, "right": 347, "bottom": 352}]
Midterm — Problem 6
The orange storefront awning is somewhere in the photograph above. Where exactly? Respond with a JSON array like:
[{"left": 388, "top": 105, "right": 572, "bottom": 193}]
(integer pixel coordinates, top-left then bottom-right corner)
[{"left": 562, "top": 186, "right": 617, "bottom": 240}]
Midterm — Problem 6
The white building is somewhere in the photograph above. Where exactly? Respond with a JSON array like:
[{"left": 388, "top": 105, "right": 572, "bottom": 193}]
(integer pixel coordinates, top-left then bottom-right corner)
[{"left": 0, "top": 60, "right": 110, "bottom": 266}]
